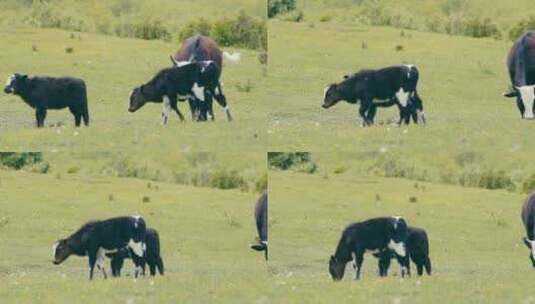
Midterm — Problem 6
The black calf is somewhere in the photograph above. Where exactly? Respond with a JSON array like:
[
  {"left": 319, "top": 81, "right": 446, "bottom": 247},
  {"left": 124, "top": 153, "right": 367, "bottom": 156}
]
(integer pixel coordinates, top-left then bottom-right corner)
[
  {"left": 250, "top": 192, "right": 268, "bottom": 260},
  {"left": 107, "top": 227, "right": 164, "bottom": 277},
  {"left": 375, "top": 226, "right": 431, "bottom": 276}
]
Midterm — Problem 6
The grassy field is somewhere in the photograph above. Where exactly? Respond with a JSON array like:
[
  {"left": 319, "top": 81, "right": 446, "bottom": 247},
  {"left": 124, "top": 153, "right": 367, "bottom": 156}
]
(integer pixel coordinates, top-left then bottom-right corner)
[
  {"left": 0, "top": 164, "right": 272, "bottom": 303},
  {"left": 0, "top": 27, "right": 266, "bottom": 151},
  {"left": 270, "top": 169, "right": 534, "bottom": 303},
  {"left": 267, "top": 20, "right": 535, "bottom": 181}
]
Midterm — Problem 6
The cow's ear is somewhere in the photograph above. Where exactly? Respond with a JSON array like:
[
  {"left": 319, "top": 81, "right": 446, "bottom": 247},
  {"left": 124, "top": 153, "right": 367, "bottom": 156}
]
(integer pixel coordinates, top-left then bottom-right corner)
[
  {"left": 170, "top": 55, "right": 178, "bottom": 66},
  {"left": 343, "top": 75, "right": 349, "bottom": 79},
  {"left": 21, "top": 75, "right": 28, "bottom": 81},
  {"left": 524, "top": 237, "right": 532, "bottom": 249}
]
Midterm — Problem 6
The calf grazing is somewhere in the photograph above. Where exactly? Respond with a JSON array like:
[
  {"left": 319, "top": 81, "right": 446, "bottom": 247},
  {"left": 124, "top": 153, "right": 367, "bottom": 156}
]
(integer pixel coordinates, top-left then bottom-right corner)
[
  {"left": 107, "top": 227, "right": 164, "bottom": 277},
  {"left": 375, "top": 226, "right": 431, "bottom": 276},
  {"left": 504, "top": 31, "right": 535, "bottom": 119},
  {"left": 52, "top": 216, "right": 146, "bottom": 280},
  {"left": 4, "top": 74, "right": 89, "bottom": 127},
  {"left": 172, "top": 34, "right": 238, "bottom": 121},
  {"left": 129, "top": 61, "right": 232, "bottom": 124},
  {"left": 522, "top": 192, "right": 535, "bottom": 267},
  {"left": 322, "top": 65, "right": 425, "bottom": 126},
  {"left": 329, "top": 216, "right": 410, "bottom": 281},
  {"left": 250, "top": 192, "right": 268, "bottom": 260}
]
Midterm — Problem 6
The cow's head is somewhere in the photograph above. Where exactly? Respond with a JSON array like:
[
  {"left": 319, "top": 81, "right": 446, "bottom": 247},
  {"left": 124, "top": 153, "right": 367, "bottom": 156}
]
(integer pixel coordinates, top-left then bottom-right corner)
[
  {"left": 411, "top": 94, "right": 426, "bottom": 124},
  {"left": 322, "top": 84, "right": 343, "bottom": 108},
  {"left": 128, "top": 85, "right": 151, "bottom": 112},
  {"left": 329, "top": 255, "right": 346, "bottom": 281},
  {"left": 52, "top": 239, "right": 72, "bottom": 265},
  {"left": 504, "top": 85, "right": 535, "bottom": 119},
  {"left": 523, "top": 237, "right": 535, "bottom": 267},
  {"left": 4, "top": 73, "right": 27, "bottom": 95}
]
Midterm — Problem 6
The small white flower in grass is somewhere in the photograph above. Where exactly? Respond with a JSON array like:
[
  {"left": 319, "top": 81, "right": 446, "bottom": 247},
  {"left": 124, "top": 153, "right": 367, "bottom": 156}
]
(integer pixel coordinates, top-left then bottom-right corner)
[
  {"left": 392, "top": 298, "right": 401, "bottom": 304},
  {"left": 416, "top": 280, "right": 421, "bottom": 285},
  {"left": 379, "top": 146, "right": 388, "bottom": 153},
  {"left": 403, "top": 129, "right": 408, "bottom": 134},
  {"left": 73, "top": 131, "right": 79, "bottom": 137}
]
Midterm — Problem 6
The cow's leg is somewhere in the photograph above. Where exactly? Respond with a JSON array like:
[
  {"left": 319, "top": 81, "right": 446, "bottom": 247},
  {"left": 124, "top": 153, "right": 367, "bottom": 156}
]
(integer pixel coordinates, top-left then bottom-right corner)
[
  {"left": 358, "top": 99, "right": 373, "bottom": 127},
  {"left": 204, "top": 90, "right": 215, "bottom": 121},
  {"left": 378, "top": 252, "right": 391, "bottom": 277},
  {"left": 111, "top": 258, "right": 124, "bottom": 277},
  {"left": 171, "top": 97, "right": 184, "bottom": 121},
  {"left": 88, "top": 249, "right": 98, "bottom": 280},
  {"left": 35, "top": 108, "right": 47, "bottom": 128},
  {"left": 187, "top": 98, "right": 199, "bottom": 121},
  {"left": 424, "top": 257, "right": 432, "bottom": 275},
  {"left": 96, "top": 249, "right": 108, "bottom": 279},
  {"left": 353, "top": 249, "right": 365, "bottom": 280},
  {"left": 366, "top": 104, "right": 377, "bottom": 124},
  {"left": 213, "top": 84, "right": 232, "bottom": 121},
  {"left": 70, "top": 107, "right": 82, "bottom": 127},
  {"left": 82, "top": 103, "right": 90, "bottom": 126},
  {"left": 395, "top": 254, "right": 410, "bottom": 278},
  {"left": 161, "top": 95, "right": 171, "bottom": 125},
  {"left": 149, "top": 262, "right": 156, "bottom": 276},
  {"left": 416, "top": 261, "right": 424, "bottom": 276}
]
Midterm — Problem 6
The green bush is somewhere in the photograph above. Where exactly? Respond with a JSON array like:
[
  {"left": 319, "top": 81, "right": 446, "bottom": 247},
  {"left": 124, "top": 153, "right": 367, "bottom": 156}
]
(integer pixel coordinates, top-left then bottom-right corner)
[
  {"left": 523, "top": 173, "right": 535, "bottom": 193},
  {"left": 115, "top": 20, "right": 170, "bottom": 41},
  {"left": 461, "top": 18, "right": 501, "bottom": 39},
  {"left": 268, "top": 0, "right": 296, "bottom": 18},
  {"left": 268, "top": 152, "right": 317, "bottom": 174},
  {"left": 178, "top": 18, "right": 212, "bottom": 41},
  {"left": 0, "top": 152, "right": 43, "bottom": 170},
  {"left": 458, "top": 169, "right": 515, "bottom": 191},
  {"left": 509, "top": 16, "right": 535, "bottom": 41},
  {"left": 255, "top": 173, "right": 268, "bottom": 193},
  {"left": 210, "top": 169, "right": 248, "bottom": 190}
]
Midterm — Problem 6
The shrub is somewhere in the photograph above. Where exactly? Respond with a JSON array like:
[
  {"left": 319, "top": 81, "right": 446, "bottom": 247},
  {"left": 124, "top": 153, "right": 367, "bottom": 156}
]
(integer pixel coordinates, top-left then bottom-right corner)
[
  {"left": 509, "top": 16, "right": 535, "bottom": 41},
  {"left": 458, "top": 169, "right": 515, "bottom": 191},
  {"left": 178, "top": 18, "right": 212, "bottom": 41},
  {"left": 115, "top": 20, "right": 170, "bottom": 41},
  {"left": 319, "top": 15, "right": 332, "bottom": 23},
  {"left": 268, "top": 0, "right": 296, "bottom": 18},
  {"left": 255, "top": 173, "right": 267, "bottom": 193},
  {"left": 268, "top": 152, "right": 317, "bottom": 174},
  {"left": 523, "top": 173, "right": 535, "bottom": 193},
  {"left": 211, "top": 12, "right": 267, "bottom": 50},
  {"left": 210, "top": 169, "right": 248, "bottom": 190},
  {"left": 282, "top": 10, "right": 304, "bottom": 23},
  {"left": 462, "top": 18, "right": 501, "bottom": 39},
  {"left": 0, "top": 152, "right": 43, "bottom": 170}
]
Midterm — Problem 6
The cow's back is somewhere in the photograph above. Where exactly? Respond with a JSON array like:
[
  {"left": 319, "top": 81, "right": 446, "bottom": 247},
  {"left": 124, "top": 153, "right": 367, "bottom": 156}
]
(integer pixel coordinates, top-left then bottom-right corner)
[
  {"left": 407, "top": 227, "right": 429, "bottom": 256},
  {"left": 175, "top": 35, "right": 223, "bottom": 73},
  {"left": 522, "top": 193, "right": 535, "bottom": 238},
  {"left": 508, "top": 32, "right": 535, "bottom": 86}
]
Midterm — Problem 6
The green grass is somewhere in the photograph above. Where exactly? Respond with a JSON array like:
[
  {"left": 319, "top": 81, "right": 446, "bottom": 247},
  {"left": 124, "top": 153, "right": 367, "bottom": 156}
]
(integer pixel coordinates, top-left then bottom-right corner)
[
  {"left": 0, "top": 168, "right": 273, "bottom": 302},
  {"left": 270, "top": 169, "right": 534, "bottom": 303},
  {"left": 0, "top": 28, "right": 267, "bottom": 151},
  {"left": 267, "top": 21, "right": 535, "bottom": 184}
]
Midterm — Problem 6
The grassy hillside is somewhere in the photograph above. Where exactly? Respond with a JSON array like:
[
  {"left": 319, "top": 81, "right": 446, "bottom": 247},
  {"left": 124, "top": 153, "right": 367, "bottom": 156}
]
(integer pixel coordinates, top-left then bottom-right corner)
[
  {"left": 295, "top": 0, "right": 535, "bottom": 35},
  {"left": 270, "top": 170, "right": 532, "bottom": 303},
  {"left": 267, "top": 21, "right": 535, "bottom": 184},
  {"left": 0, "top": 28, "right": 267, "bottom": 151},
  {"left": 0, "top": 168, "right": 272, "bottom": 302}
]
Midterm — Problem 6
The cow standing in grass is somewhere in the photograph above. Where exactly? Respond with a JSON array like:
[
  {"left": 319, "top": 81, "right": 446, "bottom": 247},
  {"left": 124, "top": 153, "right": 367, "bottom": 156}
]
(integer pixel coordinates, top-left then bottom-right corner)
[
  {"left": 250, "top": 191, "right": 268, "bottom": 260},
  {"left": 522, "top": 192, "right": 535, "bottom": 267},
  {"left": 329, "top": 216, "right": 410, "bottom": 281},
  {"left": 504, "top": 31, "right": 535, "bottom": 119},
  {"left": 322, "top": 65, "right": 425, "bottom": 126},
  {"left": 4, "top": 74, "right": 89, "bottom": 127},
  {"left": 171, "top": 34, "right": 238, "bottom": 121},
  {"left": 107, "top": 227, "right": 164, "bottom": 277},
  {"left": 375, "top": 226, "right": 431, "bottom": 276},
  {"left": 52, "top": 216, "right": 146, "bottom": 280}
]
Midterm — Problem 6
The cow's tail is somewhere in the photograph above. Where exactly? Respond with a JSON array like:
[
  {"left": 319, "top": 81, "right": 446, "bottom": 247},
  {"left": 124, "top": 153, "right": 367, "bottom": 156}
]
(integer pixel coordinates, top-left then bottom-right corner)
[
  {"left": 424, "top": 256, "right": 432, "bottom": 275},
  {"left": 223, "top": 51, "right": 241, "bottom": 64},
  {"left": 156, "top": 256, "right": 164, "bottom": 275}
]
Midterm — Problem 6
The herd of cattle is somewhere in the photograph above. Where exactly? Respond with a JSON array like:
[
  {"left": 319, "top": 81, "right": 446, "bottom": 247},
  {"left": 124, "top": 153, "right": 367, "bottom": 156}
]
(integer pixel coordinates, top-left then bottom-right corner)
[
  {"left": 322, "top": 31, "right": 535, "bottom": 125},
  {"left": 52, "top": 192, "right": 268, "bottom": 280},
  {"left": 3, "top": 35, "right": 238, "bottom": 128}
]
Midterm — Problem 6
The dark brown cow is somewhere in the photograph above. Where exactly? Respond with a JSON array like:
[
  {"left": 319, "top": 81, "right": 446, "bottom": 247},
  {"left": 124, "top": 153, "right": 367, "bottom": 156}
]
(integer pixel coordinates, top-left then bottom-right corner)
[{"left": 504, "top": 31, "right": 535, "bottom": 119}]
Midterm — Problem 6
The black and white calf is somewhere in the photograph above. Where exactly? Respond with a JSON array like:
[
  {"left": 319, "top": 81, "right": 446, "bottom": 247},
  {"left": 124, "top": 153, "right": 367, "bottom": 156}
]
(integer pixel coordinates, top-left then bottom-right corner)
[
  {"left": 4, "top": 74, "right": 89, "bottom": 127},
  {"left": 250, "top": 191, "right": 268, "bottom": 260},
  {"left": 170, "top": 58, "right": 232, "bottom": 122},
  {"left": 52, "top": 216, "right": 146, "bottom": 280},
  {"left": 128, "top": 61, "right": 232, "bottom": 124},
  {"left": 522, "top": 192, "right": 535, "bottom": 267},
  {"left": 329, "top": 216, "right": 410, "bottom": 281},
  {"left": 107, "top": 227, "right": 164, "bottom": 277},
  {"left": 504, "top": 31, "right": 535, "bottom": 119},
  {"left": 322, "top": 65, "right": 425, "bottom": 126},
  {"left": 375, "top": 226, "right": 431, "bottom": 276}
]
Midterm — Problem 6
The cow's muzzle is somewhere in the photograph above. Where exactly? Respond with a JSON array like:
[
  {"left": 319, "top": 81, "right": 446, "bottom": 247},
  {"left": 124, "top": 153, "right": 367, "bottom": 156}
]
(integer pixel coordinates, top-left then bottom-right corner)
[{"left": 4, "top": 87, "right": 12, "bottom": 94}]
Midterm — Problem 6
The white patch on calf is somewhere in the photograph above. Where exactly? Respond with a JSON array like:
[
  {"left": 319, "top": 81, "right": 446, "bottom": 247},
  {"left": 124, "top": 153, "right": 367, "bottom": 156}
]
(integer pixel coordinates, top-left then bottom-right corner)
[
  {"left": 517, "top": 85, "right": 535, "bottom": 119},
  {"left": 404, "top": 64, "right": 414, "bottom": 77},
  {"left": 192, "top": 83, "right": 205, "bottom": 101},
  {"left": 388, "top": 240, "right": 406, "bottom": 257},
  {"left": 215, "top": 86, "right": 220, "bottom": 95},
  {"left": 52, "top": 242, "right": 59, "bottom": 256},
  {"left": 392, "top": 216, "right": 401, "bottom": 229},
  {"left": 175, "top": 61, "right": 194, "bottom": 67},
  {"left": 5, "top": 74, "right": 14, "bottom": 86},
  {"left": 128, "top": 239, "right": 144, "bottom": 257},
  {"left": 395, "top": 88, "right": 410, "bottom": 107},
  {"left": 132, "top": 215, "right": 142, "bottom": 228},
  {"left": 322, "top": 86, "right": 330, "bottom": 103},
  {"left": 162, "top": 95, "right": 171, "bottom": 125}
]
